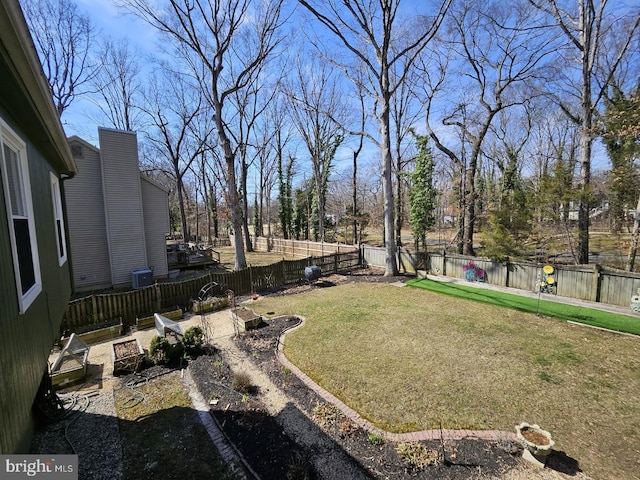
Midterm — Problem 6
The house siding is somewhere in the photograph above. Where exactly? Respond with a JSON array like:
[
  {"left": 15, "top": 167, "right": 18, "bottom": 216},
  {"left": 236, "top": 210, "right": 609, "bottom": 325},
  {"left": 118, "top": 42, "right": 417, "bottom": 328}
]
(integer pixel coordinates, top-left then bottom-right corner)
[
  {"left": 0, "top": 112, "right": 72, "bottom": 453},
  {"left": 65, "top": 139, "right": 111, "bottom": 290},
  {"left": 99, "top": 128, "right": 148, "bottom": 286},
  {"left": 141, "top": 176, "right": 170, "bottom": 278}
]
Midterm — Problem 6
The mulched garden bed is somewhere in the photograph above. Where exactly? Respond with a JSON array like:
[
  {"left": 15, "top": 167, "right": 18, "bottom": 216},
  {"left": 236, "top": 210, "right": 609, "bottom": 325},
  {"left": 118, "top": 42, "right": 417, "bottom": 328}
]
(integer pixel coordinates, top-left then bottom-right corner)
[
  {"left": 189, "top": 270, "right": 527, "bottom": 479},
  {"left": 189, "top": 353, "right": 319, "bottom": 480}
]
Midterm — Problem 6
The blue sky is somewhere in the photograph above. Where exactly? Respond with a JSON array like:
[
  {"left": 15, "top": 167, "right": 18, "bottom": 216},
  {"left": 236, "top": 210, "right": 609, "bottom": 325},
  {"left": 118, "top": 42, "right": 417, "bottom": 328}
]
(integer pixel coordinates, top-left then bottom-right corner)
[{"left": 62, "top": 0, "right": 614, "bottom": 175}]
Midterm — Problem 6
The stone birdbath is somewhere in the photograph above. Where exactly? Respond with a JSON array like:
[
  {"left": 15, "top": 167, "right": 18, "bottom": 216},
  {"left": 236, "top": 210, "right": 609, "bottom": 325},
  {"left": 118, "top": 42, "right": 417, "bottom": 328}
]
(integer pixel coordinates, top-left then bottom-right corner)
[{"left": 516, "top": 422, "right": 555, "bottom": 468}]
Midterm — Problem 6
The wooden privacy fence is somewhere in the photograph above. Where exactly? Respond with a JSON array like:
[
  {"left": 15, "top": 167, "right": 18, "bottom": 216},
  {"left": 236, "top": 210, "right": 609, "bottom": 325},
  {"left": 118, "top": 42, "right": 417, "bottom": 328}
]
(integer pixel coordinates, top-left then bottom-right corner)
[
  {"left": 251, "top": 236, "right": 354, "bottom": 257},
  {"left": 361, "top": 245, "right": 640, "bottom": 309},
  {"left": 62, "top": 249, "right": 360, "bottom": 334}
]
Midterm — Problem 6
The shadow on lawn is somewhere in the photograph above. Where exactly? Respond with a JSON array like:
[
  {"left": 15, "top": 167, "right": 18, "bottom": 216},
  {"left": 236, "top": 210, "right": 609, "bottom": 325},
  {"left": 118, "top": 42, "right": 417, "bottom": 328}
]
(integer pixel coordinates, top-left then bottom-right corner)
[
  {"left": 546, "top": 450, "right": 583, "bottom": 476},
  {"left": 30, "top": 398, "right": 233, "bottom": 479}
]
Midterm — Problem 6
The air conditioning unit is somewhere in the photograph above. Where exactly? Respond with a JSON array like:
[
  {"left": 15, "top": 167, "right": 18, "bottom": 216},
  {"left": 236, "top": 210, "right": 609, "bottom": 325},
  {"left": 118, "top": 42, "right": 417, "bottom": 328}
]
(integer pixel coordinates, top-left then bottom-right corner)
[{"left": 131, "top": 268, "right": 153, "bottom": 289}]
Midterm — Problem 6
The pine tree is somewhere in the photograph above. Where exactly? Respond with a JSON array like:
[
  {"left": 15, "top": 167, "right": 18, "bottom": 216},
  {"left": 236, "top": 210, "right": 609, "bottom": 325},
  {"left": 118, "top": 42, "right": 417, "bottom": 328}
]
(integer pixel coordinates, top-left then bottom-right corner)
[{"left": 482, "top": 147, "right": 533, "bottom": 260}]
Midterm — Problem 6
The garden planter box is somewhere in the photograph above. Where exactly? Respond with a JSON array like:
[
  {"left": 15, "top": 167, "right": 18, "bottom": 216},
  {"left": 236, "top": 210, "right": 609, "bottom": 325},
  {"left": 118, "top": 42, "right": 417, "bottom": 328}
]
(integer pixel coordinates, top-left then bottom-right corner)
[
  {"left": 64, "top": 319, "right": 123, "bottom": 345},
  {"left": 136, "top": 308, "right": 183, "bottom": 330},
  {"left": 231, "top": 307, "right": 263, "bottom": 331},
  {"left": 111, "top": 338, "right": 144, "bottom": 374},
  {"left": 192, "top": 297, "right": 229, "bottom": 314},
  {"left": 51, "top": 334, "right": 90, "bottom": 388}
]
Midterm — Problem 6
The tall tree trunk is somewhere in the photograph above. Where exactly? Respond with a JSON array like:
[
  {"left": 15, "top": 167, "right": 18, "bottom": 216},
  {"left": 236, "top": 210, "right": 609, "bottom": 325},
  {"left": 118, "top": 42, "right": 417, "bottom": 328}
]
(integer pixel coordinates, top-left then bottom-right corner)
[
  {"left": 208, "top": 176, "right": 219, "bottom": 239},
  {"left": 177, "top": 178, "right": 189, "bottom": 242},
  {"left": 352, "top": 150, "right": 358, "bottom": 244},
  {"left": 577, "top": 62, "right": 593, "bottom": 264},
  {"left": 194, "top": 185, "right": 199, "bottom": 243},
  {"left": 626, "top": 193, "right": 640, "bottom": 271},
  {"left": 315, "top": 173, "right": 324, "bottom": 241},
  {"left": 240, "top": 154, "right": 253, "bottom": 252},
  {"left": 395, "top": 153, "right": 403, "bottom": 248},
  {"left": 215, "top": 115, "right": 246, "bottom": 269},
  {"left": 462, "top": 157, "right": 476, "bottom": 256},
  {"left": 379, "top": 94, "right": 398, "bottom": 276}
]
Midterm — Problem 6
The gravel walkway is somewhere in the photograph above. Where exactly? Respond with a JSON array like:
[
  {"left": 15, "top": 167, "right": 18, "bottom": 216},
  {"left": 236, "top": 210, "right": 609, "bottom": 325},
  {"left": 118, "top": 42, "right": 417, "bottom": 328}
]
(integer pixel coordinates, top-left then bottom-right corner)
[{"left": 29, "top": 390, "right": 124, "bottom": 480}]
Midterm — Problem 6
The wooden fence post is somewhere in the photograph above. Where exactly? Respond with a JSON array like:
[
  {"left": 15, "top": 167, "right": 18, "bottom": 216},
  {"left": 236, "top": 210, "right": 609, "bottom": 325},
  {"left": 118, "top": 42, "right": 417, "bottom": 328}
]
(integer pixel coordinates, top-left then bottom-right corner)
[
  {"left": 155, "top": 283, "right": 162, "bottom": 312},
  {"left": 505, "top": 257, "right": 510, "bottom": 288},
  {"left": 442, "top": 250, "right": 447, "bottom": 276},
  {"left": 592, "top": 264, "right": 602, "bottom": 303},
  {"left": 91, "top": 294, "right": 98, "bottom": 322}
]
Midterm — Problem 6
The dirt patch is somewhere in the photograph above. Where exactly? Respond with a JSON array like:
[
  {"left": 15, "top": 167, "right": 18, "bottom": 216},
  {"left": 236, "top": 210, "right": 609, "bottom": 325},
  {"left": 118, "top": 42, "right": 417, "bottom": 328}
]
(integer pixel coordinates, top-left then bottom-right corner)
[
  {"left": 113, "top": 340, "right": 140, "bottom": 359},
  {"left": 520, "top": 428, "right": 551, "bottom": 446}
]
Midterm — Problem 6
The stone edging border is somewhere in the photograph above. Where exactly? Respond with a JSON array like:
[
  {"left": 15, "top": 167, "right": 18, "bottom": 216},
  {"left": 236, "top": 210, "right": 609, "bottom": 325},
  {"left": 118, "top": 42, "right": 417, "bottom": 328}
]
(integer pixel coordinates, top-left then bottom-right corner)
[{"left": 275, "top": 315, "right": 517, "bottom": 444}]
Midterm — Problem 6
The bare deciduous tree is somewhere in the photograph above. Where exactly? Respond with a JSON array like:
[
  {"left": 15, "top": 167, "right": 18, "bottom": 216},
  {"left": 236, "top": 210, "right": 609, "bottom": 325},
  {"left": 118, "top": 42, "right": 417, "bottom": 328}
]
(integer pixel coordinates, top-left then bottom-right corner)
[
  {"left": 21, "top": 0, "right": 97, "bottom": 117},
  {"left": 141, "top": 67, "right": 211, "bottom": 242},
  {"left": 121, "top": 0, "right": 285, "bottom": 270},
  {"left": 285, "top": 55, "right": 345, "bottom": 242},
  {"left": 529, "top": 0, "right": 640, "bottom": 263},
  {"left": 298, "top": 0, "right": 451, "bottom": 275},
  {"left": 419, "top": 0, "right": 553, "bottom": 255},
  {"left": 90, "top": 38, "right": 144, "bottom": 131}
]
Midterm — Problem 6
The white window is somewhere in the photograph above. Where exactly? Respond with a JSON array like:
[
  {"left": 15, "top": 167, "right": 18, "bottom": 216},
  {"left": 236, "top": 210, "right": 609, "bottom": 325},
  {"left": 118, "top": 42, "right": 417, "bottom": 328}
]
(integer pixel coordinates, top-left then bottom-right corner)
[
  {"left": 50, "top": 173, "right": 67, "bottom": 265},
  {"left": 1, "top": 120, "right": 42, "bottom": 313}
]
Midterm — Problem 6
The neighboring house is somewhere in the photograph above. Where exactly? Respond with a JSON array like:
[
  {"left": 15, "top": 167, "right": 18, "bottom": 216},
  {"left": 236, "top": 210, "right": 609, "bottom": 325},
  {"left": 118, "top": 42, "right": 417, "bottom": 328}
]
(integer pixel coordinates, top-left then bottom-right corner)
[
  {"left": 66, "top": 128, "right": 170, "bottom": 291},
  {"left": 0, "top": 0, "right": 77, "bottom": 453}
]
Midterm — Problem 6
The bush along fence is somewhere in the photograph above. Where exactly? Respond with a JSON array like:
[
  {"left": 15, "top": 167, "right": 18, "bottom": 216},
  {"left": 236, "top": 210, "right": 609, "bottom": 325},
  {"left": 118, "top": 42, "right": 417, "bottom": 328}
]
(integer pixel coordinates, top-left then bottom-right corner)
[
  {"left": 62, "top": 249, "right": 360, "bottom": 335},
  {"left": 361, "top": 244, "right": 640, "bottom": 309}
]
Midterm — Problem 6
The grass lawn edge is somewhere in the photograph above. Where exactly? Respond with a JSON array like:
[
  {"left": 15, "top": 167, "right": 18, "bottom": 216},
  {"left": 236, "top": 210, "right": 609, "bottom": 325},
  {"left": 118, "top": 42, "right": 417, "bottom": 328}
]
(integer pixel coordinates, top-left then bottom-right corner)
[{"left": 406, "top": 277, "right": 640, "bottom": 336}]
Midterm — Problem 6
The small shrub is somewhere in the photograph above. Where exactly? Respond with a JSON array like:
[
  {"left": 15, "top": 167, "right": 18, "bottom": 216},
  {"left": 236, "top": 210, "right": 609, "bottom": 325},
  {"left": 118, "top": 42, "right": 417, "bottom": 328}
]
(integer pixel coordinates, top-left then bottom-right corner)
[
  {"left": 282, "top": 367, "right": 293, "bottom": 384},
  {"left": 183, "top": 326, "right": 204, "bottom": 355},
  {"left": 286, "top": 452, "right": 313, "bottom": 480},
  {"left": 149, "top": 336, "right": 171, "bottom": 364},
  {"left": 231, "top": 372, "right": 253, "bottom": 394},
  {"left": 368, "top": 433, "right": 385, "bottom": 446},
  {"left": 312, "top": 402, "right": 344, "bottom": 427},
  {"left": 396, "top": 442, "right": 439, "bottom": 471},
  {"left": 149, "top": 335, "right": 184, "bottom": 364},
  {"left": 242, "top": 399, "right": 266, "bottom": 426}
]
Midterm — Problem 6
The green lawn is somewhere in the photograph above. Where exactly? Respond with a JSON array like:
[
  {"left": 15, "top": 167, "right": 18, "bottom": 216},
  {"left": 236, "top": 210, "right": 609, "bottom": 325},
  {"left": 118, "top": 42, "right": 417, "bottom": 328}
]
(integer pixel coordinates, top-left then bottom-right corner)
[
  {"left": 251, "top": 283, "right": 640, "bottom": 480},
  {"left": 407, "top": 278, "right": 640, "bottom": 336}
]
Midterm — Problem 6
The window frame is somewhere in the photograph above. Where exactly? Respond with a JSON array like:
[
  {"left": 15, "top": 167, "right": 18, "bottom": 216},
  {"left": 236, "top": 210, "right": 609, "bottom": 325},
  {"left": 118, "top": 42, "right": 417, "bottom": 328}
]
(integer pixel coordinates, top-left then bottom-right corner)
[
  {"left": 50, "top": 172, "right": 67, "bottom": 265},
  {"left": 0, "top": 119, "right": 42, "bottom": 313}
]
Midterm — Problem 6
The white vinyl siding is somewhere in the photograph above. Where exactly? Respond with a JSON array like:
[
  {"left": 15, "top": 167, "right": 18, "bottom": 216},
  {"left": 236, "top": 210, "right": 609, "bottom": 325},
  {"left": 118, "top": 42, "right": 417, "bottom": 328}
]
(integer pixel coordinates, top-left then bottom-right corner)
[
  {"left": 0, "top": 119, "right": 41, "bottom": 312},
  {"left": 99, "top": 128, "right": 147, "bottom": 286},
  {"left": 65, "top": 139, "right": 112, "bottom": 290},
  {"left": 141, "top": 176, "right": 170, "bottom": 277},
  {"left": 65, "top": 130, "right": 171, "bottom": 291},
  {"left": 50, "top": 173, "right": 67, "bottom": 265}
]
